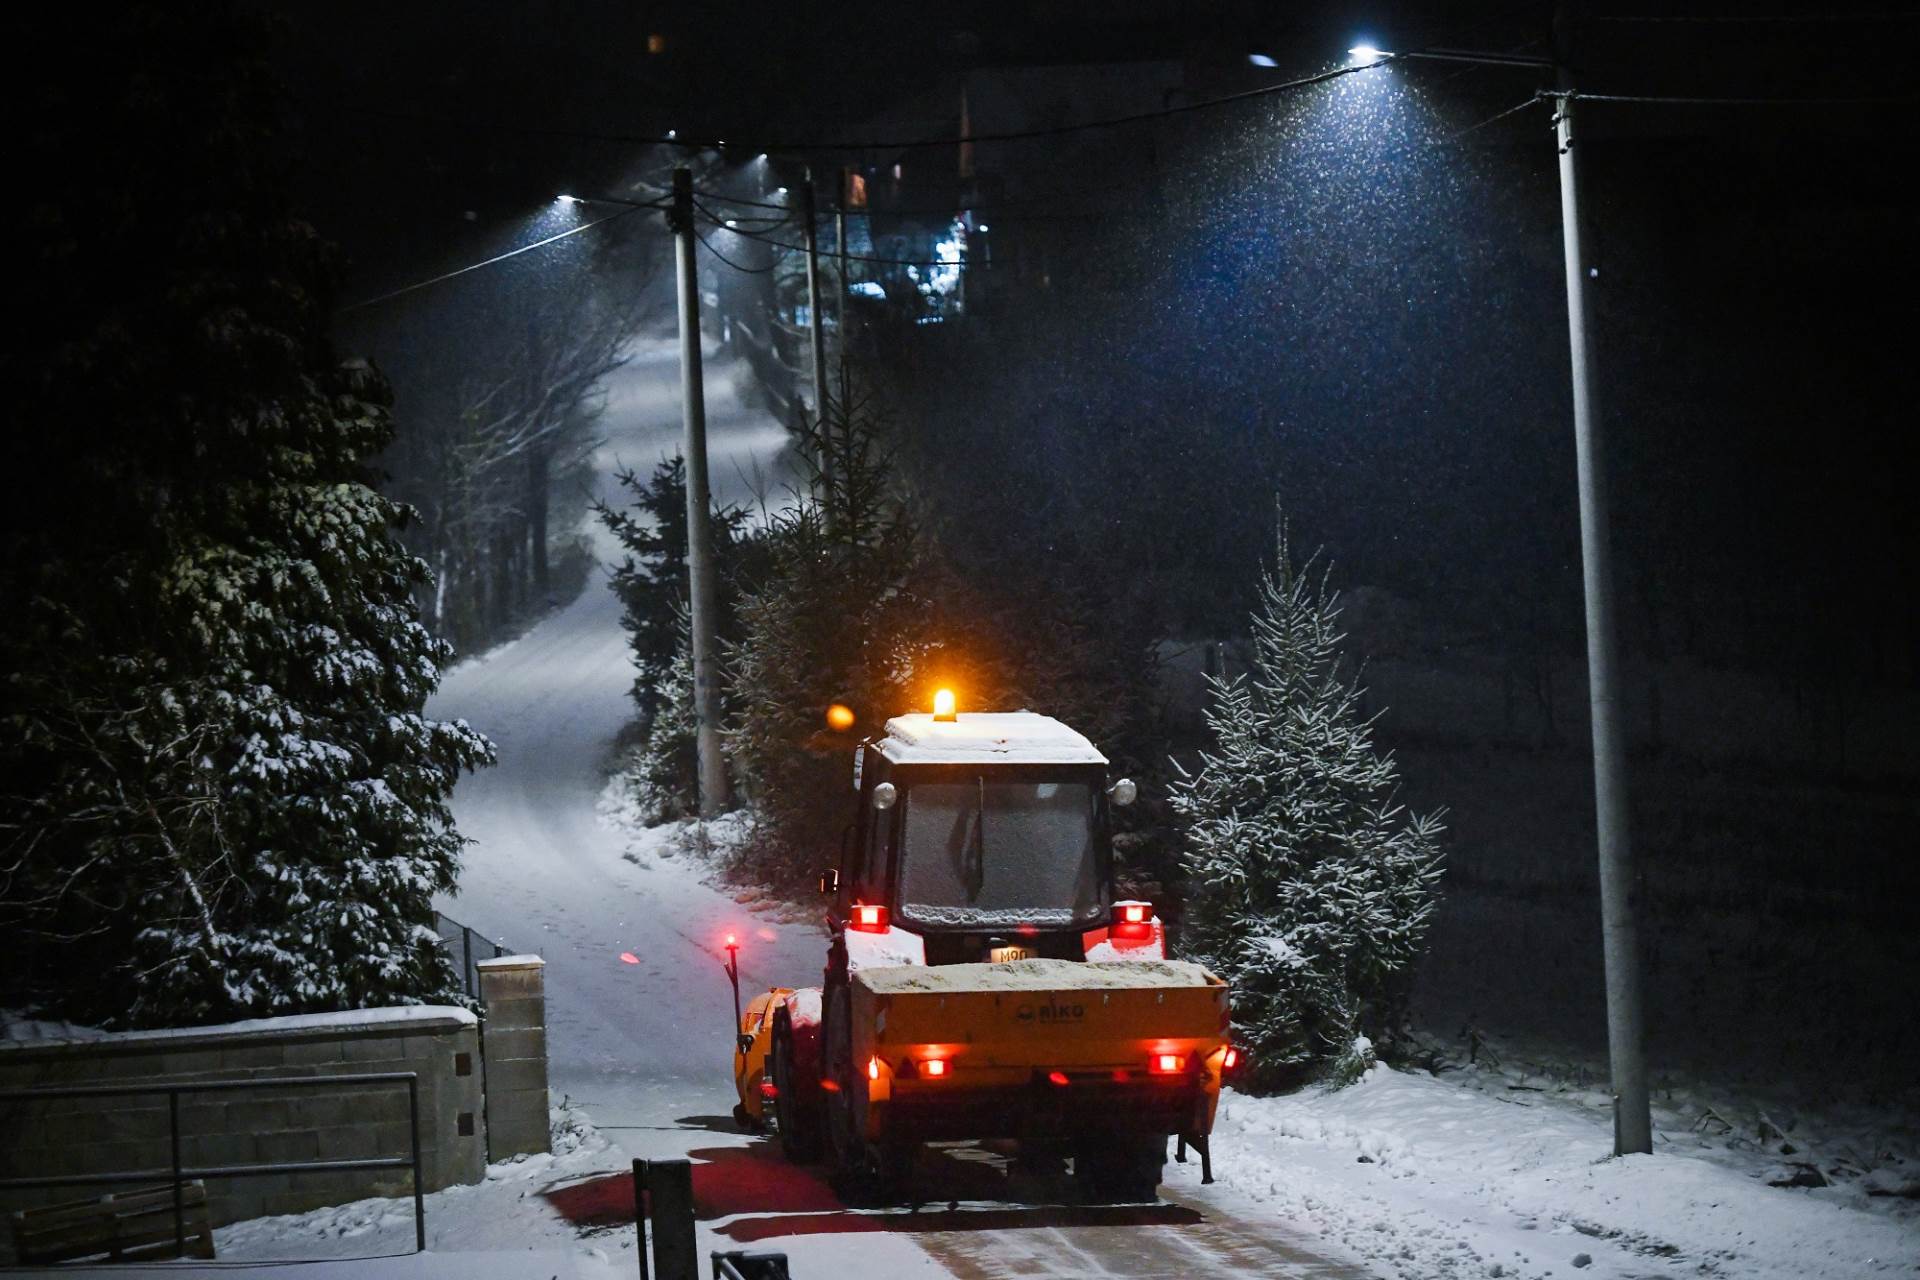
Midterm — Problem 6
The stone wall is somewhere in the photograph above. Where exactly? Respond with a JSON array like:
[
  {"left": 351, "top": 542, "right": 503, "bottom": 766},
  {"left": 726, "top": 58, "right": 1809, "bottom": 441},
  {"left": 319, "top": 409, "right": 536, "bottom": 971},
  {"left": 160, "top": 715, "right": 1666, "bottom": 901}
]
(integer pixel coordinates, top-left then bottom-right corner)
[{"left": 0, "top": 1006, "right": 486, "bottom": 1239}]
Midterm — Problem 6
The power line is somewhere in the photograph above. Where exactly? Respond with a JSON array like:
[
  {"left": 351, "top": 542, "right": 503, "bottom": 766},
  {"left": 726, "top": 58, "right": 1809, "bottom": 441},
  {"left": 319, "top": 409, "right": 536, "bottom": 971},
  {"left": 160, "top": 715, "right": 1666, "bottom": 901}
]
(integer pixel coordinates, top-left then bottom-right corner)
[
  {"left": 333, "top": 59, "right": 1385, "bottom": 160},
  {"left": 693, "top": 187, "right": 1109, "bottom": 223},
  {"left": 337, "top": 205, "right": 650, "bottom": 312},
  {"left": 1433, "top": 94, "right": 1551, "bottom": 144},
  {"left": 693, "top": 226, "right": 780, "bottom": 274},
  {"left": 1587, "top": 10, "right": 1919, "bottom": 22},
  {"left": 1565, "top": 89, "right": 1914, "bottom": 105},
  {"left": 699, "top": 216, "right": 978, "bottom": 270}
]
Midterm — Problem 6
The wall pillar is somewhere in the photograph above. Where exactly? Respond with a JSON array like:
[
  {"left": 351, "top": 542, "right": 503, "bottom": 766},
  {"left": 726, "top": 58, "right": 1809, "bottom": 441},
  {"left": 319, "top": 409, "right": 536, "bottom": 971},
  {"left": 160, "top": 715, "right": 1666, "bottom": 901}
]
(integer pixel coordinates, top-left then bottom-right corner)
[{"left": 476, "top": 955, "right": 549, "bottom": 1159}]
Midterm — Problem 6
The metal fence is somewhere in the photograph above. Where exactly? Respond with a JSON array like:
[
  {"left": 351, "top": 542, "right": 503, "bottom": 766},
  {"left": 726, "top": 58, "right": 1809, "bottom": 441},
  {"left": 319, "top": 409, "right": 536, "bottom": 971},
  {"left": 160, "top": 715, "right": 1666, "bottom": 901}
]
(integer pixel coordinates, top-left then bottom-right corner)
[
  {"left": 0, "top": 1072, "right": 427, "bottom": 1258},
  {"left": 434, "top": 911, "right": 508, "bottom": 1001}
]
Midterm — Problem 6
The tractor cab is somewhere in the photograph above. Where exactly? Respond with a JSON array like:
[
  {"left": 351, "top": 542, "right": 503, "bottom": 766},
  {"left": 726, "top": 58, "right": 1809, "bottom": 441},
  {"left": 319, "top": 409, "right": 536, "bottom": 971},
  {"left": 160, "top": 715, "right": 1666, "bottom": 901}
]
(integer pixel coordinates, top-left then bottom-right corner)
[{"left": 825, "top": 707, "right": 1157, "bottom": 969}]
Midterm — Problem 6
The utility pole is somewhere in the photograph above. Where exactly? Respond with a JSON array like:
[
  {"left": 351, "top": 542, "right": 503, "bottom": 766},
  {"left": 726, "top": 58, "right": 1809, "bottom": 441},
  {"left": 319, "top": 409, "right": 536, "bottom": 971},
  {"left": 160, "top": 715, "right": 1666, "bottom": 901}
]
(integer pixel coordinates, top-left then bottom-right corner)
[
  {"left": 668, "top": 167, "right": 728, "bottom": 815},
  {"left": 834, "top": 171, "right": 849, "bottom": 349},
  {"left": 1553, "top": 67, "right": 1650, "bottom": 1157},
  {"left": 1360, "top": 21, "right": 1653, "bottom": 1157},
  {"left": 799, "top": 172, "right": 830, "bottom": 454}
]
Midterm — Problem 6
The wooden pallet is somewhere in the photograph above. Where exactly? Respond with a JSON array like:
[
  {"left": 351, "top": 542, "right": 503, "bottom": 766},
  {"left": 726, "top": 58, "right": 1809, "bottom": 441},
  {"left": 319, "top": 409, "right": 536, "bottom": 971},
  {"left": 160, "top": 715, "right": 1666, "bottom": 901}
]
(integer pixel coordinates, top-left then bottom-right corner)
[{"left": 9, "top": 1181, "right": 215, "bottom": 1265}]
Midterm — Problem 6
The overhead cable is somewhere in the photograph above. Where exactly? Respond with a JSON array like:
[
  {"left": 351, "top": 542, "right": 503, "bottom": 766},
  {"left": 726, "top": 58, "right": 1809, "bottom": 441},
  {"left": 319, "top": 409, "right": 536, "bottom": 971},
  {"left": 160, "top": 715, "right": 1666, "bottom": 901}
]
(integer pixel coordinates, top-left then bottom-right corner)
[{"left": 338, "top": 205, "right": 648, "bottom": 312}]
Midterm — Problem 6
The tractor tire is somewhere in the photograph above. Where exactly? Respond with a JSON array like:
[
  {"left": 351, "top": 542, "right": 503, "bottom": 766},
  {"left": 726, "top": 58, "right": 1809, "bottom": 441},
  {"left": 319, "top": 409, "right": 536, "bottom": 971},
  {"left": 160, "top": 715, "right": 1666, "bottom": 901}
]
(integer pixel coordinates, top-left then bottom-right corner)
[
  {"left": 1074, "top": 1133, "right": 1166, "bottom": 1203},
  {"left": 819, "top": 984, "right": 912, "bottom": 1205},
  {"left": 771, "top": 1012, "right": 820, "bottom": 1162},
  {"left": 821, "top": 985, "right": 859, "bottom": 1173}
]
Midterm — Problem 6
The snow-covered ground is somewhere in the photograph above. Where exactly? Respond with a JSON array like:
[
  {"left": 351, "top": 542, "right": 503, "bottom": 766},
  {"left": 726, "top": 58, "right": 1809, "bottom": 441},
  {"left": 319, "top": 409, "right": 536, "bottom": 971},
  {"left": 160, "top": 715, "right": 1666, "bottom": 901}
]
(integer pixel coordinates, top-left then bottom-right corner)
[{"left": 1210, "top": 1061, "right": 1918, "bottom": 1280}]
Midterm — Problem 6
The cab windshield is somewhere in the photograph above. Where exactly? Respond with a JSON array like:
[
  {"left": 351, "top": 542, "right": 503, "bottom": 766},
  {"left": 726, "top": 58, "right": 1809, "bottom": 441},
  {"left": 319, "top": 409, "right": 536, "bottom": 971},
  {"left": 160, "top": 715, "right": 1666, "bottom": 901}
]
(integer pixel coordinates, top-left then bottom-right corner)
[{"left": 896, "top": 778, "right": 1100, "bottom": 928}]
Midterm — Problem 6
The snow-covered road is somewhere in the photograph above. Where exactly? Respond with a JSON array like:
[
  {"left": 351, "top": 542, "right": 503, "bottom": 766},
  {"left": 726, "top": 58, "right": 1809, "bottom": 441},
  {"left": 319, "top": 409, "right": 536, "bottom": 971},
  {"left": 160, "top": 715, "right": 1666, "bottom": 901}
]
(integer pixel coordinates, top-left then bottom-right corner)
[{"left": 426, "top": 332, "right": 1378, "bottom": 1277}]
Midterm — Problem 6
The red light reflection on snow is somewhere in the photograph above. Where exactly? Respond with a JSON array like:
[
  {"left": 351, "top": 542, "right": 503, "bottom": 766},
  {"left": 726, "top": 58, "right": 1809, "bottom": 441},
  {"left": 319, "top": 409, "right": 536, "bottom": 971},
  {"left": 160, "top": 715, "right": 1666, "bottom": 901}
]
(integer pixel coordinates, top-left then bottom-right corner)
[{"left": 619, "top": 952, "right": 640, "bottom": 965}]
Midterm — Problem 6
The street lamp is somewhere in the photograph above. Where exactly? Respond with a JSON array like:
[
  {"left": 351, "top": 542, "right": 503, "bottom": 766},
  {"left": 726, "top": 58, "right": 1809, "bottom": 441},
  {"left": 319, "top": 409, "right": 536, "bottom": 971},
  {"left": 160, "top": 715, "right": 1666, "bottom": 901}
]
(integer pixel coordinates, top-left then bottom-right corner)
[{"left": 1353, "top": 40, "right": 1650, "bottom": 1158}]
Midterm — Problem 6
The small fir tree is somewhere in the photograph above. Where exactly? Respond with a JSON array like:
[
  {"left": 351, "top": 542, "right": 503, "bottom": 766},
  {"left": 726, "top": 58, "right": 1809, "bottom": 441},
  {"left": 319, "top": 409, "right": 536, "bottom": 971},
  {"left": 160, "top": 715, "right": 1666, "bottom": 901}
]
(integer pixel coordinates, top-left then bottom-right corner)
[
  {"left": 1172, "top": 521, "right": 1443, "bottom": 1089},
  {"left": 596, "top": 457, "right": 755, "bottom": 734},
  {"left": 620, "top": 604, "right": 702, "bottom": 824}
]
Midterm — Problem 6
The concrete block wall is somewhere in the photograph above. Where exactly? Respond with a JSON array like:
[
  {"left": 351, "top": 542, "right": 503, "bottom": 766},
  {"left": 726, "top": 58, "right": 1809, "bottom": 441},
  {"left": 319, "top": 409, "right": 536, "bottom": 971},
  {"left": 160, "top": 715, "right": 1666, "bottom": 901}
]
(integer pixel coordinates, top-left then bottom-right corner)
[
  {"left": 477, "top": 955, "right": 549, "bottom": 1159},
  {"left": 0, "top": 1006, "right": 486, "bottom": 1235}
]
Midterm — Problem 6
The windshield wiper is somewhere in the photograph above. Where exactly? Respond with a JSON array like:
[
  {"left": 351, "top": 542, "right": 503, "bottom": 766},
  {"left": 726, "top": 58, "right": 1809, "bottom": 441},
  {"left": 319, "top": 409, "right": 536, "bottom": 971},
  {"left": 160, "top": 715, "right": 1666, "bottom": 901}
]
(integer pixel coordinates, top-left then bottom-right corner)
[{"left": 963, "top": 774, "right": 986, "bottom": 901}]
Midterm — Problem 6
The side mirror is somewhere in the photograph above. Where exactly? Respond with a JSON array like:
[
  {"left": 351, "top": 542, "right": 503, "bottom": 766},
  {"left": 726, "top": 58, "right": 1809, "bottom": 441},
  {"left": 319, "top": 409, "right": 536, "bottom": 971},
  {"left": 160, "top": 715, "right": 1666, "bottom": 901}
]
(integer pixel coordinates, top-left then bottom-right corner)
[
  {"left": 1109, "top": 777, "right": 1138, "bottom": 807},
  {"left": 818, "top": 867, "right": 840, "bottom": 895},
  {"left": 872, "top": 781, "right": 897, "bottom": 810}
]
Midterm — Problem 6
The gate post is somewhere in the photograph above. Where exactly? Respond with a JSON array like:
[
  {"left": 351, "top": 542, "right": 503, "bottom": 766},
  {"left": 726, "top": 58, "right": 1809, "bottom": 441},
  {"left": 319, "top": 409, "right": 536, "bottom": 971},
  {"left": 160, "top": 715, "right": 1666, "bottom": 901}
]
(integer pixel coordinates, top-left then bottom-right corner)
[{"left": 476, "top": 955, "right": 549, "bottom": 1158}]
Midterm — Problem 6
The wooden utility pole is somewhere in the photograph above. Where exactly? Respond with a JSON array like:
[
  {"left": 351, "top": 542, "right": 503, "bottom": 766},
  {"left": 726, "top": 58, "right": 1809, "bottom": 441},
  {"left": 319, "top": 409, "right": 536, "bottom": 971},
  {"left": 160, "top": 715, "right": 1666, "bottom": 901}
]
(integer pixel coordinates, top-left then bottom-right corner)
[{"left": 668, "top": 167, "right": 728, "bottom": 814}]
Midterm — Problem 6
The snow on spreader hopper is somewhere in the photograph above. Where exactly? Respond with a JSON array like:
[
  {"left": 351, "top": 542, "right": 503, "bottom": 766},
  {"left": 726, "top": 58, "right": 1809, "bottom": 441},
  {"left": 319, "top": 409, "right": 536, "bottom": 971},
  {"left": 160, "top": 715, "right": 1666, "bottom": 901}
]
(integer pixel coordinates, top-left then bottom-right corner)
[{"left": 727, "top": 698, "right": 1238, "bottom": 1201}]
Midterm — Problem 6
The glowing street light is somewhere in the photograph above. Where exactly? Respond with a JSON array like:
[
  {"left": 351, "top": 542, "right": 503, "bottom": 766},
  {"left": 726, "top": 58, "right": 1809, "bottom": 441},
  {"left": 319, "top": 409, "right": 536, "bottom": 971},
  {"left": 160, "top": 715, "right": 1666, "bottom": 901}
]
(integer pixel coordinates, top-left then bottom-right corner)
[{"left": 1344, "top": 34, "right": 1648, "bottom": 1159}]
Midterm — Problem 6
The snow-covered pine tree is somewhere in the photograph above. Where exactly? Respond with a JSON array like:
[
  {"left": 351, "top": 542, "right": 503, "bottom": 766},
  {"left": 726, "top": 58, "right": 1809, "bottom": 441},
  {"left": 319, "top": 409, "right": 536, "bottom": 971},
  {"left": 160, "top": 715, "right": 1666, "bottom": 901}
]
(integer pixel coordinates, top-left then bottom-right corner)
[
  {"left": 0, "top": 7, "right": 493, "bottom": 1026},
  {"left": 1171, "top": 521, "right": 1444, "bottom": 1089}
]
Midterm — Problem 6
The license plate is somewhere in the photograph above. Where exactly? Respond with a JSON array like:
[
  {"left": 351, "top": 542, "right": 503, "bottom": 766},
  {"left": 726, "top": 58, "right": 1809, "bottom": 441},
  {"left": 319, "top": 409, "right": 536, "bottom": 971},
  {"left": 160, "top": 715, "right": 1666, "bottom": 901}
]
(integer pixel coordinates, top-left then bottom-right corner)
[{"left": 989, "top": 944, "right": 1036, "bottom": 963}]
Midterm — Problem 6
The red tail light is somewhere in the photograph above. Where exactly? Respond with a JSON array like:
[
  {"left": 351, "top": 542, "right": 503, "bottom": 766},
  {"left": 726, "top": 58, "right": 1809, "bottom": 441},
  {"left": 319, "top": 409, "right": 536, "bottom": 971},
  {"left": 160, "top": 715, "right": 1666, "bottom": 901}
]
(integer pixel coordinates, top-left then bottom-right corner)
[
  {"left": 1113, "top": 901, "right": 1153, "bottom": 939},
  {"left": 1118, "top": 903, "right": 1150, "bottom": 924},
  {"left": 759, "top": 1078, "right": 779, "bottom": 1099},
  {"left": 1149, "top": 1052, "right": 1186, "bottom": 1075},
  {"left": 1222, "top": 1047, "right": 1240, "bottom": 1071},
  {"left": 867, "top": 1056, "right": 882, "bottom": 1081},
  {"left": 1047, "top": 1070, "right": 1070, "bottom": 1087},
  {"left": 920, "top": 1058, "right": 949, "bottom": 1078},
  {"left": 849, "top": 904, "right": 889, "bottom": 933}
]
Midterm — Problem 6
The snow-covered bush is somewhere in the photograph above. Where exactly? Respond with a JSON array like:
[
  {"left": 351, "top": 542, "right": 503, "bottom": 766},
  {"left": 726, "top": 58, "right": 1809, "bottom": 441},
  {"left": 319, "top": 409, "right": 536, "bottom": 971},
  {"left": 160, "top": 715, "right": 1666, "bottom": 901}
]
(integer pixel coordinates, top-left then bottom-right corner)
[{"left": 1172, "top": 521, "right": 1443, "bottom": 1089}]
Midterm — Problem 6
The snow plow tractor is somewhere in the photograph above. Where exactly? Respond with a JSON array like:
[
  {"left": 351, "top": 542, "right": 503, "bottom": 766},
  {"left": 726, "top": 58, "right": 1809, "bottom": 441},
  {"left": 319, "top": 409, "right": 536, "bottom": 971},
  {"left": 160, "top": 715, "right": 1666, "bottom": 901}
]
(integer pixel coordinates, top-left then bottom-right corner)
[{"left": 728, "top": 701, "right": 1236, "bottom": 1201}]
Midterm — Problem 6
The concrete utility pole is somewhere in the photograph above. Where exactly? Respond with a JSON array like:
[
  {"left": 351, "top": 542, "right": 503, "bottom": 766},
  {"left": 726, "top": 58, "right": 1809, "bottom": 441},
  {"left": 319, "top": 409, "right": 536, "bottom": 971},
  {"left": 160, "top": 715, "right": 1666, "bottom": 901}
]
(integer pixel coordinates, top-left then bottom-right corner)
[
  {"left": 668, "top": 167, "right": 729, "bottom": 815},
  {"left": 1359, "top": 23, "right": 1653, "bottom": 1156},
  {"left": 834, "top": 173, "right": 849, "bottom": 347},
  {"left": 1553, "top": 68, "right": 1650, "bottom": 1157},
  {"left": 799, "top": 172, "right": 830, "bottom": 433}
]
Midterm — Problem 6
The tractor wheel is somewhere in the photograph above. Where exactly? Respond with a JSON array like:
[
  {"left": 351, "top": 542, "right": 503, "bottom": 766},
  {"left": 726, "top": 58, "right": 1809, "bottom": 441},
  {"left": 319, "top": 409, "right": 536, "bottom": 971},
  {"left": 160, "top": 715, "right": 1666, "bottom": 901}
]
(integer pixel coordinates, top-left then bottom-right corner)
[
  {"left": 1074, "top": 1133, "right": 1166, "bottom": 1203},
  {"left": 819, "top": 984, "right": 909, "bottom": 1204},
  {"left": 821, "top": 985, "right": 860, "bottom": 1173},
  {"left": 771, "top": 1013, "right": 819, "bottom": 1162}
]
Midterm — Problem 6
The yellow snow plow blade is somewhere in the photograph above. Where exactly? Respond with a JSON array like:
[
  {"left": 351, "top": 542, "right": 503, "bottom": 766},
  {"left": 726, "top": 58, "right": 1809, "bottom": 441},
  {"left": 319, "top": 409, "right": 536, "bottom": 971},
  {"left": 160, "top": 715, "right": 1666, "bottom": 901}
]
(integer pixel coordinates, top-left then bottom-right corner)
[{"left": 849, "top": 958, "right": 1230, "bottom": 1143}]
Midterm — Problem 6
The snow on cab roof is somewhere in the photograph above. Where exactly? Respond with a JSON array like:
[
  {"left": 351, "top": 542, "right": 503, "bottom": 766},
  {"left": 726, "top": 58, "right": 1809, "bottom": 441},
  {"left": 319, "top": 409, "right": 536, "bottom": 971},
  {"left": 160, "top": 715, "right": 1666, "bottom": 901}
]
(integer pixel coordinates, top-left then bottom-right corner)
[{"left": 876, "top": 711, "right": 1107, "bottom": 766}]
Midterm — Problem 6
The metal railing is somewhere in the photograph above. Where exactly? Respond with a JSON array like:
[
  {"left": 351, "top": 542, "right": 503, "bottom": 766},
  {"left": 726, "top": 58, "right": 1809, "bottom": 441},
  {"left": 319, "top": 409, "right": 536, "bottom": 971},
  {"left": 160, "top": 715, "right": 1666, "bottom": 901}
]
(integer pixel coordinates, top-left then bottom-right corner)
[
  {"left": 0, "top": 1071, "right": 427, "bottom": 1256},
  {"left": 434, "top": 911, "right": 508, "bottom": 1000},
  {"left": 714, "top": 1250, "right": 792, "bottom": 1280}
]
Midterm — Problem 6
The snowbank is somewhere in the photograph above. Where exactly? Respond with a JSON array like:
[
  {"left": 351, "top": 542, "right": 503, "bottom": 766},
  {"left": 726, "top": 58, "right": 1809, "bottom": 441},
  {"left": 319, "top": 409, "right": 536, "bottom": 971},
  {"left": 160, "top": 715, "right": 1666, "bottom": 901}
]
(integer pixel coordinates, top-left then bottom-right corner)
[{"left": 1206, "top": 1062, "right": 1919, "bottom": 1280}]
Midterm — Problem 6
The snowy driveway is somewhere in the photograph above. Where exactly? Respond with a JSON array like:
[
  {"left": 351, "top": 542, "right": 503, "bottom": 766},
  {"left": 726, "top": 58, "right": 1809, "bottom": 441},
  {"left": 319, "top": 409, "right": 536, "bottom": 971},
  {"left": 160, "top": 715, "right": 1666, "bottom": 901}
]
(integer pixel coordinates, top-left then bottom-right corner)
[{"left": 429, "top": 332, "right": 1377, "bottom": 1277}]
